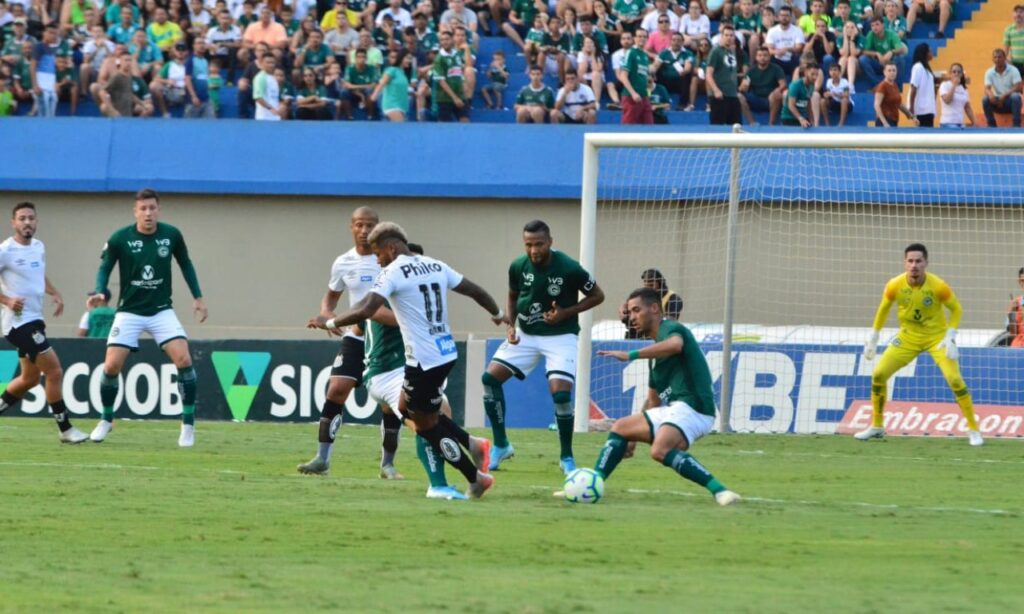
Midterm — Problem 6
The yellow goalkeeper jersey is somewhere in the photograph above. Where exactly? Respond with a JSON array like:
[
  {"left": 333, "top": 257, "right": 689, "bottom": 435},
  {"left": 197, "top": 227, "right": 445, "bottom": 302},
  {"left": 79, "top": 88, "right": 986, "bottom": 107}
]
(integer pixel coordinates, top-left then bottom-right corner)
[{"left": 872, "top": 272, "right": 962, "bottom": 343}]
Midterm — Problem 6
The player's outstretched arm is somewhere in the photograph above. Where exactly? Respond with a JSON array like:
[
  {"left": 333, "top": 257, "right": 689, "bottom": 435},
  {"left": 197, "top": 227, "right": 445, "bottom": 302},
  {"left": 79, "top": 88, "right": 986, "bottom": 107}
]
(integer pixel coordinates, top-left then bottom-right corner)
[
  {"left": 865, "top": 283, "right": 896, "bottom": 360},
  {"left": 598, "top": 334, "right": 683, "bottom": 362},
  {"left": 44, "top": 276, "right": 64, "bottom": 317},
  {"left": 370, "top": 304, "right": 397, "bottom": 327},
  {"left": 320, "top": 289, "right": 343, "bottom": 318},
  {"left": 453, "top": 278, "right": 506, "bottom": 325},
  {"left": 310, "top": 292, "right": 385, "bottom": 331}
]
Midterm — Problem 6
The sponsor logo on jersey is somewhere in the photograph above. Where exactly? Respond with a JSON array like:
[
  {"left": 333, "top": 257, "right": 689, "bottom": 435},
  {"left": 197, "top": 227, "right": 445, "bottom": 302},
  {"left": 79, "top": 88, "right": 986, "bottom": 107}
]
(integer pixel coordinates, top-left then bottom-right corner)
[
  {"left": 522, "top": 272, "right": 534, "bottom": 286},
  {"left": 127, "top": 240, "right": 143, "bottom": 253},
  {"left": 30, "top": 261, "right": 39, "bottom": 268},
  {"left": 360, "top": 275, "right": 374, "bottom": 282},
  {"left": 211, "top": 351, "right": 272, "bottom": 421},
  {"left": 435, "top": 334, "right": 457, "bottom": 356},
  {"left": 398, "top": 259, "right": 443, "bottom": 278},
  {"left": 142, "top": 265, "right": 155, "bottom": 281}
]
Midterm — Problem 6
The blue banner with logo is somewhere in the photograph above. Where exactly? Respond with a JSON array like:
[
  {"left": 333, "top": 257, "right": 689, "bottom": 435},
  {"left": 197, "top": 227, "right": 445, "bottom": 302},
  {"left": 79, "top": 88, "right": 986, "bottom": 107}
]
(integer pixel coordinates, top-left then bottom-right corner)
[
  {"left": 1, "top": 339, "right": 466, "bottom": 424},
  {"left": 484, "top": 339, "right": 1024, "bottom": 433}
]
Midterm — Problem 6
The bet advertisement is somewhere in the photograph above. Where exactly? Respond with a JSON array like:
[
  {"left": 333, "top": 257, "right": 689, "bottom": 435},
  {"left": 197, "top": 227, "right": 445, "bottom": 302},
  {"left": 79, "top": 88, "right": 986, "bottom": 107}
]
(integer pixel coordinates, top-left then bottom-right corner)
[
  {"left": 1, "top": 339, "right": 466, "bottom": 424},
  {"left": 485, "top": 339, "right": 1024, "bottom": 437}
]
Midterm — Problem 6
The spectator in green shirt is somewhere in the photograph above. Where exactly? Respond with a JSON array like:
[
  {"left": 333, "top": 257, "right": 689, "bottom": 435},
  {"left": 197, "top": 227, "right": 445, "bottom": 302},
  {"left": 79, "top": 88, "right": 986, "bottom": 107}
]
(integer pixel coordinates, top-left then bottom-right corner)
[
  {"left": 514, "top": 64, "right": 554, "bottom": 123},
  {"left": 0, "top": 77, "right": 16, "bottom": 116},
  {"left": 706, "top": 23, "right": 741, "bottom": 126},
  {"left": 340, "top": 47, "right": 379, "bottom": 120},
  {"left": 781, "top": 61, "right": 821, "bottom": 127},
  {"left": 859, "top": 17, "right": 907, "bottom": 86},
  {"left": 501, "top": 0, "right": 546, "bottom": 51},
  {"left": 739, "top": 46, "right": 786, "bottom": 125},
  {"left": 1004, "top": 5, "right": 1024, "bottom": 75}
]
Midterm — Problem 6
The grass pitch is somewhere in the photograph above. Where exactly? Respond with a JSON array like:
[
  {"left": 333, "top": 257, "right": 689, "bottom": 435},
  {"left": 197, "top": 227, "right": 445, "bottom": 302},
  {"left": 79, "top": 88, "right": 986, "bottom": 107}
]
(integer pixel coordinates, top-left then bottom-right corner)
[{"left": 1, "top": 418, "right": 1022, "bottom": 613}]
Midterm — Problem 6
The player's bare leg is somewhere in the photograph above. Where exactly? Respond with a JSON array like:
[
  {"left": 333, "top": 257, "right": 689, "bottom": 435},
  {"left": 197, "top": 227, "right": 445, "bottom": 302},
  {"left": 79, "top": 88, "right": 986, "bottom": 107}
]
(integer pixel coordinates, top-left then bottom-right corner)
[
  {"left": 2, "top": 352, "right": 86, "bottom": 443},
  {"left": 164, "top": 338, "right": 198, "bottom": 447},
  {"left": 298, "top": 376, "right": 357, "bottom": 475},
  {"left": 90, "top": 345, "right": 131, "bottom": 442}
]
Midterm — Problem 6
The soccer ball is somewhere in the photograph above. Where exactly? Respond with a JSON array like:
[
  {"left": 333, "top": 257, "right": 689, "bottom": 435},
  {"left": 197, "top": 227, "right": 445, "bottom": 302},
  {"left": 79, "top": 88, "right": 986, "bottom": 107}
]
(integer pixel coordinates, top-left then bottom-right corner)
[{"left": 563, "top": 468, "right": 605, "bottom": 504}]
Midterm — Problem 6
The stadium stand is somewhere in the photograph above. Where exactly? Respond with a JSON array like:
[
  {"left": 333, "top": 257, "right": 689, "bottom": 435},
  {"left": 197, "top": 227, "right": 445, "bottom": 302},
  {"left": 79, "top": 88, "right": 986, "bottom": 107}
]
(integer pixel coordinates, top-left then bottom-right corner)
[{"left": 0, "top": 0, "right": 1001, "bottom": 126}]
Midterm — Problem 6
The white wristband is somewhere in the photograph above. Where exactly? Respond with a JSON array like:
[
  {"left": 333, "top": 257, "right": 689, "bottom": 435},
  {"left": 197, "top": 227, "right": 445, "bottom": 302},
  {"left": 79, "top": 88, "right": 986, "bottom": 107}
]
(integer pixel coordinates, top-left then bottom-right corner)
[
  {"left": 325, "top": 318, "right": 338, "bottom": 331},
  {"left": 494, "top": 308, "right": 505, "bottom": 320}
]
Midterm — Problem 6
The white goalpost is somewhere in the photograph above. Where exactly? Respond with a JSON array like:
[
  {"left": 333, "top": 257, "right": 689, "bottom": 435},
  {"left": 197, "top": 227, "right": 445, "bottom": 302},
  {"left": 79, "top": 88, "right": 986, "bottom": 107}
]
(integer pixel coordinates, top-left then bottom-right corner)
[{"left": 575, "top": 132, "right": 1024, "bottom": 437}]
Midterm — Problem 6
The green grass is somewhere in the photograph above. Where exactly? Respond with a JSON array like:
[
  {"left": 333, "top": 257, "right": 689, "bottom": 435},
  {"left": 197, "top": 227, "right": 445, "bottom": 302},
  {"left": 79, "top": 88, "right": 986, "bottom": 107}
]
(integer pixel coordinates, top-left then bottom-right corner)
[{"left": 1, "top": 418, "right": 1022, "bottom": 613}]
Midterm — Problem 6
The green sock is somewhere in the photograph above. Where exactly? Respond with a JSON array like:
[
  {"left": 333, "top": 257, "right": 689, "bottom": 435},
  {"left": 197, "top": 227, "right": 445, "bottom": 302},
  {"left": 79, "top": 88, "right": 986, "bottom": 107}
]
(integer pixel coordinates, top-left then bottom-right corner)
[
  {"left": 178, "top": 367, "right": 197, "bottom": 426},
  {"left": 662, "top": 449, "right": 726, "bottom": 494},
  {"left": 416, "top": 435, "right": 448, "bottom": 488},
  {"left": 594, "top": 432, "right": 628, "bottom": 479},
  {"left": 482, "top": 374, "right": 509, "bottom": 448},
  {"left": 99, "top": 372, "right": 118, "bottom": 422}
]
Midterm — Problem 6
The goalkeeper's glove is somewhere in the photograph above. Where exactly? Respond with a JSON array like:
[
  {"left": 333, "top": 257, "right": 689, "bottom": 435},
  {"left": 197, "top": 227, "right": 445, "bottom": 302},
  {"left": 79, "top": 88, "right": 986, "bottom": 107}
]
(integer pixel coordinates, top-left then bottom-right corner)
[
  {"left": 863, "top": 331, "right": 880, "bottom": 361},
  {"left": 937, "top": 328, "right": 959, "bottom": 360}
]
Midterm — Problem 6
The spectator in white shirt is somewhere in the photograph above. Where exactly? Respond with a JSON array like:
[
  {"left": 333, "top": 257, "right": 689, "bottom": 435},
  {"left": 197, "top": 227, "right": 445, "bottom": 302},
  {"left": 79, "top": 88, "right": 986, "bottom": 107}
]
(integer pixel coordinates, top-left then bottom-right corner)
[
  {"left": 376, "top": 0, "right": 413, "bottom": 29},
  {"left": 680, "top": 2, "right": 710, "bottom": 52},
  {"left": 938, "top": 62, "right": 976, "bottom": 127},
  {"left": 908, "top": 43, "right": 937, "bottom": 127},
  {"left": 440, "top": 0, "right": 478, "bottom": 33},
  {"left": 765, "top": 5, "right": 805, "bottom": 74},
  {"left": 641, "top": 0, "right": 679, "bottom": 33},
  {"left": 552, "top": 71, "right": 597, "bottom": 123}
]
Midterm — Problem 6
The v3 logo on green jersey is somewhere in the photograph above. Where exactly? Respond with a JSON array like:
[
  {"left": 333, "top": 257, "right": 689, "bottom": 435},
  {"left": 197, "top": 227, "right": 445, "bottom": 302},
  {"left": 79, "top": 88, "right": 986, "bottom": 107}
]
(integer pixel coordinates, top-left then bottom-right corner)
[{"left": 211, "top": 352, "right": 272, "bottom": 421}]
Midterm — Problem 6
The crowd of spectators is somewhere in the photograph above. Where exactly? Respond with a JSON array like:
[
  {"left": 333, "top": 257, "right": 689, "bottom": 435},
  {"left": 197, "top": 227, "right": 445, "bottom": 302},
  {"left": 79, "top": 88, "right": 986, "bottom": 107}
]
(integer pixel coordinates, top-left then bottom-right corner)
[{"left": 0, "top": 0, "right": 1019, "bottom": 126}]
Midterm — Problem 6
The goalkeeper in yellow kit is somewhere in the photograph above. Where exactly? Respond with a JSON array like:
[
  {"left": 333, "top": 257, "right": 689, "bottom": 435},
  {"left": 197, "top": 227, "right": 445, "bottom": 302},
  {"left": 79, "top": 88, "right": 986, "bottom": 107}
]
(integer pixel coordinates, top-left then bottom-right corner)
[{"left": 856, "top": 243, "right": 984, "bottom": 446}]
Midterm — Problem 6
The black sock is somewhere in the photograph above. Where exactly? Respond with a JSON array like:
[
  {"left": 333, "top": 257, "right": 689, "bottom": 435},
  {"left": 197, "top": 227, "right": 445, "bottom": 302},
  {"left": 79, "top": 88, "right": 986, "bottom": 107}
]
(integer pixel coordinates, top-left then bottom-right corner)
[
  {"left": 318, "top": 400, "right": 344, "bottom": 443},
  {"left": 438, "top": 414, "right": 470, "bottom": 449},
  {"left": 419, "top": 420, "right": 478, "bottom": 483},
  {"left": 381, "top": 411, "right": 402, "bottom": 466},
  {"left": 0, "top": 390, "right": 19, "bottom": 409},
  {"left": 50, "top": 399, "right": 71, "bottom": 432}
]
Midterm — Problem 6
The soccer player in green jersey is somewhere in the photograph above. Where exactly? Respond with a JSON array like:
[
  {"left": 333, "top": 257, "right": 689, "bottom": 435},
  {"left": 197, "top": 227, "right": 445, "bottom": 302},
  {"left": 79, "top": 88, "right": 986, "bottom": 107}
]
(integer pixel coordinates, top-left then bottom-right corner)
[
  {"left": 483, "top": 220, "right": 605, "bottom": 475},
  {"left": 88, "top": 188, "right": 207, "bottom": 447},
  {"left": 595, "top": 288, "right": 740, "bottom": 506}
]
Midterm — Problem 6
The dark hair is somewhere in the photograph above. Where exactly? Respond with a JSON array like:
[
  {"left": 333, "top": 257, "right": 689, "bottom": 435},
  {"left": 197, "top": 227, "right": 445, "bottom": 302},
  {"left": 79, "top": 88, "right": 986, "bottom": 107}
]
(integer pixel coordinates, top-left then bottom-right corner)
[
  {"left": 720, "top": 23, "right": 735, "bottom": 32},
  {"left": 135, "top": 188, "right": 159, "bottom": 202},
  {"left": 837, "top": 0, "right": 850, "bottom": 5},
  {"left": 355, "top": 48, "right": 367, "bottom": 57},
  {"left": 523, "top": 219, "right": 551, "bottom": 235},
  {"left": 408, "top": 242, "right": 424, "bottom": 255},
  {"left": 905, "top": 243, "right": 928, "bottom": 259},
  {"left": 912, "top": 42, "right": 931, "bottom": 73},
  {"left": 640, "top": 268, "right": 664, "bottom": 283},
  {"left": 778, "top": 5, "right": 792, "bottom": 13},
  {"left": 528, "top": 64, "right": 542, "bottom": 73},
  {"left": 871, "top": 16, "right": 883, "bottom": 24},
  {"left": 761, "top": 5, "right": 775, "bottom": 14},
  {"left": 12, "top": 201, "right": 35, "bottom": 217},
  {"left": 627, "top": 287, "right": 663, "bottom": 309}
]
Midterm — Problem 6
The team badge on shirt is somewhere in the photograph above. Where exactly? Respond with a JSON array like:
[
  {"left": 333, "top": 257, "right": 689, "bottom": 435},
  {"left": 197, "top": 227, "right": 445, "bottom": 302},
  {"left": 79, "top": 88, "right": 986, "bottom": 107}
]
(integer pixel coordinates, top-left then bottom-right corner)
[
  {"left": 158, "top": 246, "right": 170, "bottom": 257},
  {"left": 923, "top": 297, "right": 933, "bottom": 306}
]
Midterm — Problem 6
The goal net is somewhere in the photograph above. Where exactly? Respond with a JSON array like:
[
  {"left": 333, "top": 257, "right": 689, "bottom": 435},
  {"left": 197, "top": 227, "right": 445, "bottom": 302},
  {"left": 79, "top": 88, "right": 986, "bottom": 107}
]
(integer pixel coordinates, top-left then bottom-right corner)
[{"left": 576, "top": 132, "right": 1024, "bottom": 438}]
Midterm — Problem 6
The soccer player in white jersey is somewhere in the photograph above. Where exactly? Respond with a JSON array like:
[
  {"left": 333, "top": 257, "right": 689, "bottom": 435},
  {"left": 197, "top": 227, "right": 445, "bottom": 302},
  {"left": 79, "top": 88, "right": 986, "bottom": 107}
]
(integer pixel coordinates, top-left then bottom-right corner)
[
  {"left": 311, "top": 222, "right": 506, "bottom": 498},
  {"left": 298, "top": 207, "right": 397, "bottom": 477},
  {"left": 0, "top": 202, "right": 87, "bottom": 443}
]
